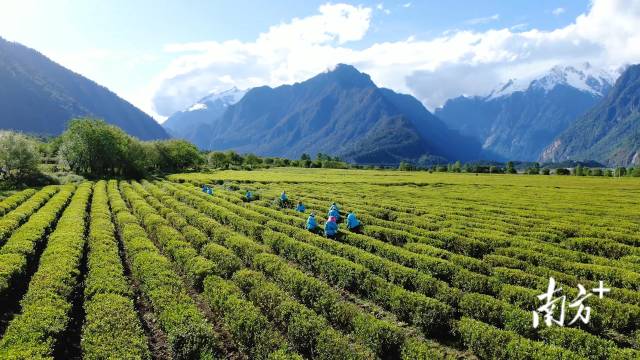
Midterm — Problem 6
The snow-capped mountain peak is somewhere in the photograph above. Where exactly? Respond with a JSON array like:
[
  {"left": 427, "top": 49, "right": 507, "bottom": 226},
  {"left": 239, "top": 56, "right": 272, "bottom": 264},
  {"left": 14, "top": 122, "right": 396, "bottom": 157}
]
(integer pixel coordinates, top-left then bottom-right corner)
[
  {"left": 486, "top": 63, "right": 616, "bottom": 100},
  {"left": 187, "top": 87, "right": 246, "bottom": 112},
  {"left": 531, "top": 63, "right": 614, "bottom": 96}
]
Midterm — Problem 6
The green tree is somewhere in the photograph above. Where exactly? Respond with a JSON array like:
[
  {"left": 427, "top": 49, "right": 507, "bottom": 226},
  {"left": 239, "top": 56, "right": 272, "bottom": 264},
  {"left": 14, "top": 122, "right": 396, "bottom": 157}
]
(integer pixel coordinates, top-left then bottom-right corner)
[
  {"left": 0, "top": 131, "right": 41, "bottom": 182},
  {"left": 243, "top": 153, "right": 262, "bottom": 168},
  {"left": 300, "top": 153, "right": 311, "bottom": 161},
  {"left": 225, "top": 151, "right": 243, "bottom": 166},
  {"left": 615, "top": 167, "right": 627, "bottom": 177},
  {"left": 398, "top": 161, "right": 414, "bottom": 171},
  {"left": 506, "top": 161, "right": 517, "bottom": 174},
  {"left": 155, "top": 139, "right": 203, "bottom": 172},
  {"left": 58, "top": 118, "right": 132, "bottom": 177},
  {"left": 453, "top": 161, "right": 462, "bottom": 173},
  {"left": 207, "top": 152, "right": 228, "bottom": 169},
  {"left": 527, "top": 162, "right": 540, "bottom": 175}
]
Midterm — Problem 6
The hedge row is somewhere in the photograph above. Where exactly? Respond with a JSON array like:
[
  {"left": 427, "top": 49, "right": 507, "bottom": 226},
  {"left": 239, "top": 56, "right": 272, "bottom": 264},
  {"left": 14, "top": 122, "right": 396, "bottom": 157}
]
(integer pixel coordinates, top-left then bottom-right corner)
[
  {"left": 458, "top": 292, "right": 639, "bottom": 358},
  {"left": 202, "top": 276, "right": 302, "bottom": 359},
  {"left": 267, "top": 218, "right": 462, "bottom": 306},
  {"left": 145, "top": 181, "right": 362, "bottom": 359},
  {"left": 184, "top": 181, "right": 640, "bottom": 341},
  {"left": 232, "top": 269, "right": 374, "bottom": 359},
  {"left": 201, "top": 182, "right": 640, "bottom": 345},
  {"left": 81, "top": 181, "right": 149, "bottom": 359},
  {"left": 254, "top": 253, "right": 451, "bottom": 359},
  {"left": 0, "top": 185, "right": 74, "bottom": 299},
  {"left": 261, "top": 229, "right": 453, "bottom": 336},
  {"left": 129, "top": 181, "right": 309, "bottom": 359},
  {"left": 241, "top": 196, "right": 497, "bottom": 297},
  {"left": 458, "top": 317, "right": 639, "bottom": 360},
  {"left": 0, "top": 188, "right": 37, "bottom": 216},
  {"left": 106, "top": 180, "right": 218, "bottom": 359},
  {"left": 0, "top": 183, "right": 91, "bottom": 358},
  {"left": 120, "top": 182, "right": 217, "bottom": 288},
  {"left": 0, "top": 186, "right": 58, "bottom": 245},
  {"left": 496, "top": 244, "right": 640, "bottom": 294},
  {"left": 156, "top": 181, "right": 448, "bottom": 359}
]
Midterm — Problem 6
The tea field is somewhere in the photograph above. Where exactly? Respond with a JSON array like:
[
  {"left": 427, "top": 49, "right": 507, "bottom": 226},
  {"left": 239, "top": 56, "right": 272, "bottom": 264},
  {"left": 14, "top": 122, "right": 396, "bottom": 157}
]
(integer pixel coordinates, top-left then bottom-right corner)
[{"left": 0, "top": 168, "right": 639, "bottom": 359}]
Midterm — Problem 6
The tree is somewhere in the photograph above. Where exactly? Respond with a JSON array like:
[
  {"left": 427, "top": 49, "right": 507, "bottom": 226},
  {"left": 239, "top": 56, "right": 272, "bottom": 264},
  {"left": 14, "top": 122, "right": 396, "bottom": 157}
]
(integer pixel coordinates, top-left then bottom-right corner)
[
  {"left": 207, "top": 152, "right": 228, "bottom": 169},
  {"left": 225, "top": 151, "right": 243, "bottom": 166},
  {"left": 58, "top": 118, "right": 132, "bottom": 177},
  {"left": 615, "top": 167, "right": 627, "bottom": 177},
  {"left": 590, "top": 168, "right": 603, "bottom": 176},
  {"left": 452, "top": 161, "right": 462, "bottom": 173},
  {"left": 244, "top": 153, "right": 262, "bottom": 168},
  {"left": 398, "top": 161, "right": 414, "bottom": 171},
  {"left": 506, "top": 161, "right": 517, "bottom": 174},
  {"left": 300, "top": 153, "right": 311, "bottom": 161},
  {"left": 556, "top": 168, "right": 570, "bottom": 175},
  {"left": 541, "top": 168, "right": 551, "bottom": 175},
  {"left": 155, "top": 139, "right": 203, "bottom": 172},
  {"left": 0, "top": 131, "right": 41, "bottom": 182}
]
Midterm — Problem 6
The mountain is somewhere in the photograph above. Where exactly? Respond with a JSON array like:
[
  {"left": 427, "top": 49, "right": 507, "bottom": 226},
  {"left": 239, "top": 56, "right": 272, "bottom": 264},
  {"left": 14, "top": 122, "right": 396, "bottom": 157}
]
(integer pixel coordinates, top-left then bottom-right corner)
[
  {"left": 435, "top": 63, "right": 614, "bottom": 161},
  {"left": 540, "top": 64, "right": 640, "bottom": 166},
  {"left": 194, "top": 64, "right": 481, "bottom": 164},
  {"left": 162, "top": 87, "right": 246, "bottom": 139},
  {"left": 0, "top": 37, "right": 168, "bottom": 140}
]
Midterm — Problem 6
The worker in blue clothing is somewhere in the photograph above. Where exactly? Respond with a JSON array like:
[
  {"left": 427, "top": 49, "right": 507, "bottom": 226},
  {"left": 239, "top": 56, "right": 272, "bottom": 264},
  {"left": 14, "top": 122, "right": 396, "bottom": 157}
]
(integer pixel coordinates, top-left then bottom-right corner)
[
  {"left": 207, "top": 186, "right": 213, "bottom": 195},
  {"left": 245, "top": 190, "right": 253, "bottom": 202},
  {"left": 202, "top": 184, "right": 208, "bottom": 193},
  {"left": 346, "top": 211, "right": 362, "bottom": 233},
  {"left": 324, "top": 216, "right": 339, "bottom": 239},
  {"left": 278, "top": 191, "right": 291, "bottom": 208},
  {"left": 306, "top": 212, "right": 318, "bottom": 233},
  {"left": 295, "top": 201, "right": 306, "bottom": 212},
  {"left": 328, "top": 205, "right": 340, "bottom": 222}
]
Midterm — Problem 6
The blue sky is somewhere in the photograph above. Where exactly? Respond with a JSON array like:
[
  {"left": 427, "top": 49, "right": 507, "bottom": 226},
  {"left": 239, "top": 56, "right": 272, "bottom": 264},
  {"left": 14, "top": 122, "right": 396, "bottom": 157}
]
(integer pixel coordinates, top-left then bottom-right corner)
[{"left": 1, "top": 0, "right": 638, "bottom": 120}]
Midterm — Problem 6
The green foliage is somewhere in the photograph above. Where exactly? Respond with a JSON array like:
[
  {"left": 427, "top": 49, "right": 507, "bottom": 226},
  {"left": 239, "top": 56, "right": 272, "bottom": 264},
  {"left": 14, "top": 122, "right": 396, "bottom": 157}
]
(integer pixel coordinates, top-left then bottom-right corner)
[
  {"left": 0, "top": 183, "right": 91, "bottom": 358},
  {"left": 0, "top": 131, "right": 41, "bottom": 183},
  {"left": 154, "top": 139, "right": 203, "bottom": 172}
]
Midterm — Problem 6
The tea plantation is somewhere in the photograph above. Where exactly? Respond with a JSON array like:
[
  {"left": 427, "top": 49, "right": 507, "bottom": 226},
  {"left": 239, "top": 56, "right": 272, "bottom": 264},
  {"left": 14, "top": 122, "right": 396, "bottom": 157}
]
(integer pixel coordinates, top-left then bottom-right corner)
[{"left": 0, "top": 168, "right": 639, "bottom": 359}]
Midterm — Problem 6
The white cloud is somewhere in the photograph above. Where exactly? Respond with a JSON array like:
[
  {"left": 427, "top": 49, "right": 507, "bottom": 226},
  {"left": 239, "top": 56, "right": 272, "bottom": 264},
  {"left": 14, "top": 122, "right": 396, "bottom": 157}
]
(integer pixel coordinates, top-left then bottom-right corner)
[
  {"left": 552, "top": 7, "right": 566, "bottom": 16},
  {"left": 510, "top": 23, "right": 528, "bottom": 31},
  {"left": 151, "top": 0, "right": 640, "bottom": 116},
  {"left": 403, "top": 2, "right": 412, "bottom": 8},
  {"left": 376, "top": 3, "right": 391, "bottom": 15},
  {"left": 465, "top": 14, "right": 500, "bottom": 25}
]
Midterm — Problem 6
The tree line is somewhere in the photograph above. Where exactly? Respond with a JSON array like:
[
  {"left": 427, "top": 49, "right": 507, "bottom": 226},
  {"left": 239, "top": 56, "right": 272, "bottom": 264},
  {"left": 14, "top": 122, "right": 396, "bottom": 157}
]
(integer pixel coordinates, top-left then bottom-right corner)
[
  {"left": 2, "top": 118, "right": 639, "bottom": 188},
  {"left": 0, "top": 118, "right": 354, "bottom": 187},
  {"left": 399, "top": 160, "right": 640, "bottom": 177}
]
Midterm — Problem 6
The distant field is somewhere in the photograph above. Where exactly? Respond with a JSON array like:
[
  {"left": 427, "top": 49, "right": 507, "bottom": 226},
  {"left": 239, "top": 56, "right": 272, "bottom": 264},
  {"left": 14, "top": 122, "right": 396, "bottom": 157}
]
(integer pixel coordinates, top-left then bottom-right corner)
[{"left": 0, "top": 169, "right": 639, "bottom": 359}]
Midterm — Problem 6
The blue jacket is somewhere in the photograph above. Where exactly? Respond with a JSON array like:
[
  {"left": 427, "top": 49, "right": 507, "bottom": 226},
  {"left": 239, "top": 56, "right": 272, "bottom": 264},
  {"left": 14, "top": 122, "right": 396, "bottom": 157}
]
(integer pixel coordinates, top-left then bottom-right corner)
[
  {"left": 246, "top": 191, "right": 252, "bottom": 199},
  {"left": 296, "top": 204, "right": 306, "bottom": 212},
  {"left": 306, "top": 216, "right": 317, "bottom": 230},
  {"left": 328, "top": 208, "right": 340, "bottom": 220},
  {"left": 346, "top": 213, "right": 361, "bottom": 229},
  {"left": 280, "top": 193, "right": 288, "bottom": 201},
  {"left": 330, "top": 204, "right": 340, "bottom": 212},
  {"left": 324, "top": 221, "right": 338, "bottom": 236},
  {"left": 207, "top": 187, "right": 213, "bottom": 195}
]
